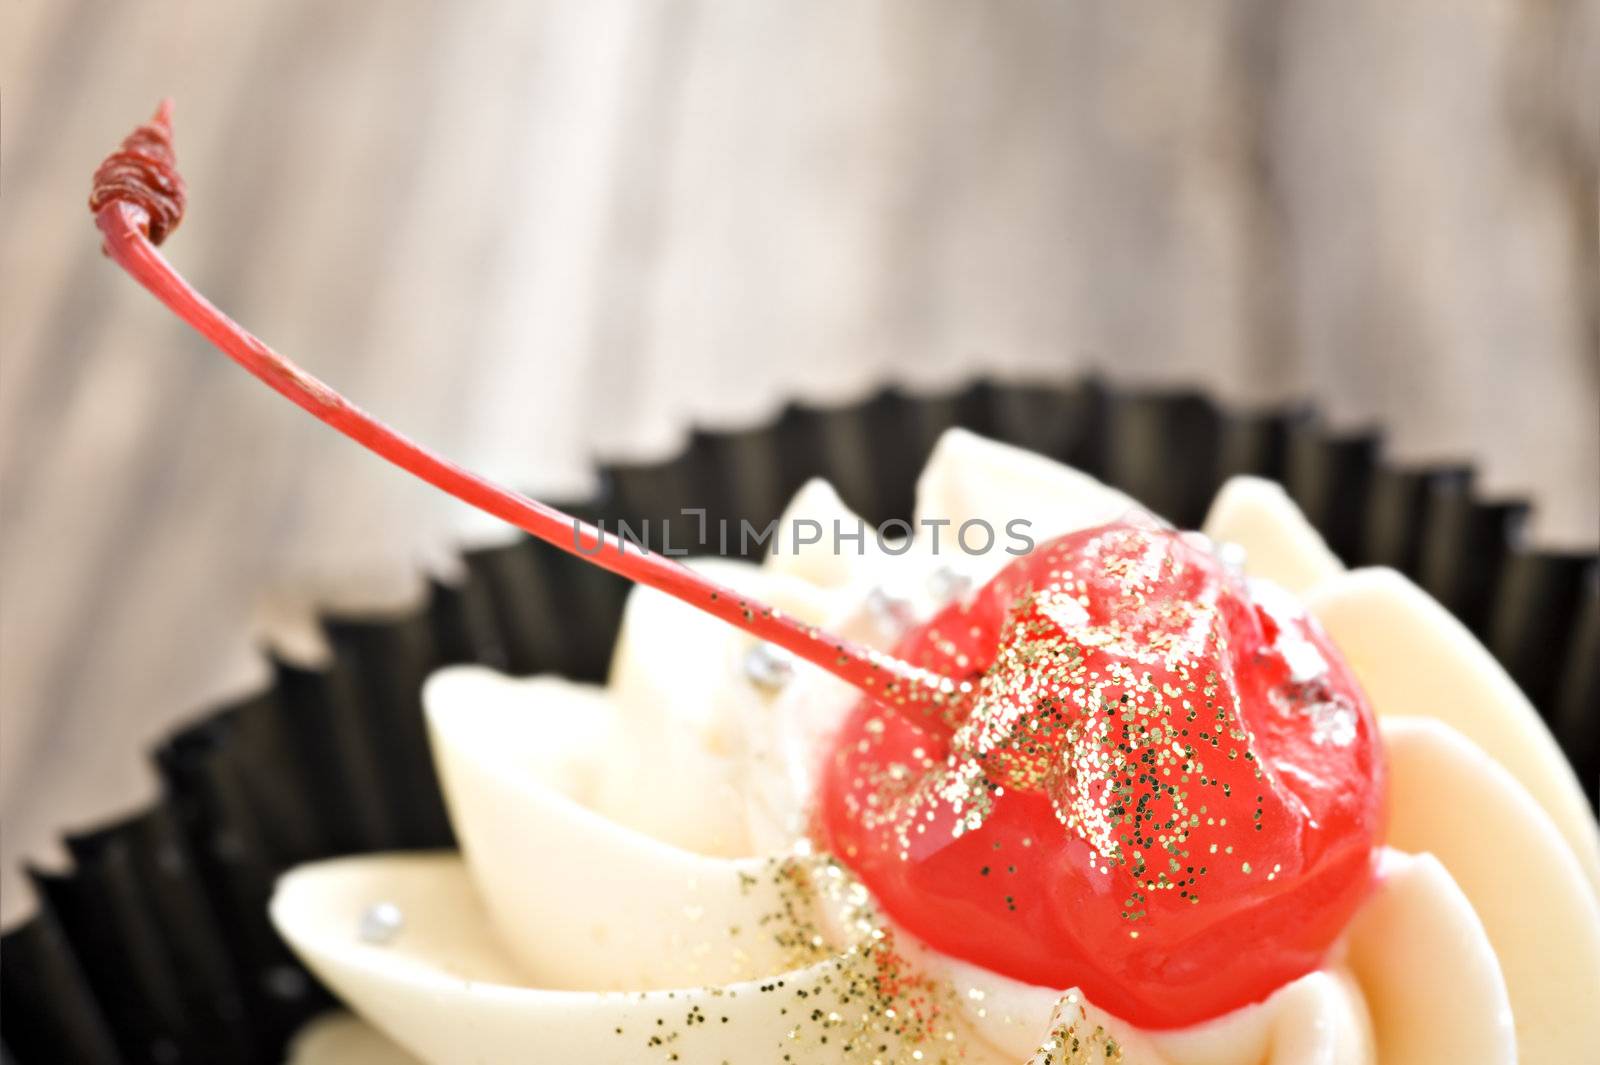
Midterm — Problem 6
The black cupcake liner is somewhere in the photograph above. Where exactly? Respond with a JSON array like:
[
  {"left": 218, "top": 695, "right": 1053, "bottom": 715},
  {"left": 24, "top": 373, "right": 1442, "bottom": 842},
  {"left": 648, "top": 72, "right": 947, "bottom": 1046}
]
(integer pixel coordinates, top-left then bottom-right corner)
[{"left": 3, "top": 378, "right": 1595, "bottom": 1065}]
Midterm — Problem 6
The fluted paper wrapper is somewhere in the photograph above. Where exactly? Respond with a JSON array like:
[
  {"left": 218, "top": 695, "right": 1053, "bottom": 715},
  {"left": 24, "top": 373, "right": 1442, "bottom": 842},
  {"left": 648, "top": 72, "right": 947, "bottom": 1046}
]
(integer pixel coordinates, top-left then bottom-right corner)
[{"left": 3, "top": 380, "right": 1595, "bottom": 1064}]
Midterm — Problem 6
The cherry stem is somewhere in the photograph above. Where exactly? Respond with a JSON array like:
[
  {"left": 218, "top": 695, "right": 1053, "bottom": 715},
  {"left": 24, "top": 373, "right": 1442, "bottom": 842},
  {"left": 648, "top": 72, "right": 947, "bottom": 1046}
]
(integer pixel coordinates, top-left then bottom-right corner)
[{"left": 91, "top": 102, "right": 960, "bottom": 720}]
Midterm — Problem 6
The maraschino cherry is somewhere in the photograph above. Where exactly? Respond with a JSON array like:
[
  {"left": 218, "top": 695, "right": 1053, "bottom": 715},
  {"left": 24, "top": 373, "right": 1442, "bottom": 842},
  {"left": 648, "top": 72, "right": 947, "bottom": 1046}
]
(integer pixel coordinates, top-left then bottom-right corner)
[
  {"left": 89, "top": 104, "right": 1385, "bottom": 1030},
  {"left": 819, "top": 521, "right": 1386, "bottom": 1026}
]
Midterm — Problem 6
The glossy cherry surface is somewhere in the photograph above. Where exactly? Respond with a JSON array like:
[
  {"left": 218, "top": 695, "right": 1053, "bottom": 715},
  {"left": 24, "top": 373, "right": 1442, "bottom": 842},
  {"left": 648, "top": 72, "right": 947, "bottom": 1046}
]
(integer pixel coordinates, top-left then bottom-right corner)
[{"left": 819, "top": 520, "right": 1386, "bottom": 1027}]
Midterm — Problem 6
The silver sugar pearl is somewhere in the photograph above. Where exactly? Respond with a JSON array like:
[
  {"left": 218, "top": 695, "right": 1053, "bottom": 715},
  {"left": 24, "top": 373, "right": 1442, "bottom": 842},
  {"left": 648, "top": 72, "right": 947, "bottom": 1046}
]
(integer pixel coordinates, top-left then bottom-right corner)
[
  {"left": 865, "top": 586, "right": 916, "bottom": 638},
  {"left": 1182, "top": 531, "right": 1248, "bottom": 576},
  {"left": 927, "top": 565, "right": 974, "bottom": 605},
  {"left": 743, "top": 642, "right": 796, "bottom": 691},
  {"left": 359, "top": 901, "right": 405, "bottom": 945}
]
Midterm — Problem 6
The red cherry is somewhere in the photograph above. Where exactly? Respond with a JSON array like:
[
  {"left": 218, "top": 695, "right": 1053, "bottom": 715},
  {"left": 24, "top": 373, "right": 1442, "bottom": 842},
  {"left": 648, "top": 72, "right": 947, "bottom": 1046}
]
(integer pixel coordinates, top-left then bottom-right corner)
[
  {"left": 91, "top": 107, "right": 1386, "bottom": 1030},
  {"left": 819, "top": 521, "right": 1386, "bottom": 1027}
]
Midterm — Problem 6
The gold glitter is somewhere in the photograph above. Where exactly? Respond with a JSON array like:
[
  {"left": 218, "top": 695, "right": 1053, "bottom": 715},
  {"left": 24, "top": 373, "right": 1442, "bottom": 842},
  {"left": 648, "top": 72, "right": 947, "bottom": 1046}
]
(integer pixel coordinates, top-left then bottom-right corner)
[
  {"left": 1028, "top": 993, "right": 1125, "bottom": 1065},
  {"left": 627, "top": 850, "right": 969, "bottom": 1064}
]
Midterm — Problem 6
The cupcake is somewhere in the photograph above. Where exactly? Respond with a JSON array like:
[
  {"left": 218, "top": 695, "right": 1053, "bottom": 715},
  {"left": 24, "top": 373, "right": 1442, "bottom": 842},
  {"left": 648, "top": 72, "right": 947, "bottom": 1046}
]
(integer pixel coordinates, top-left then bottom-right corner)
[
  {"left": 3, "top": 103, "right": 1597, "bottom": 1065},
  {"left": 260, "top": 429, "right": 1600, "bottom": 1064}
]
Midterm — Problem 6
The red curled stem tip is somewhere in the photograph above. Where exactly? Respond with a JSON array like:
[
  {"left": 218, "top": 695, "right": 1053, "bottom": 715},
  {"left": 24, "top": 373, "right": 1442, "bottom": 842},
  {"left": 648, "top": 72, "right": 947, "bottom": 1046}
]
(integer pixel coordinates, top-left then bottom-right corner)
[
  {"left": 88, "top": 102, "right": 968, "bottom": 727},
  {"left": 89, "top": 99, "right": 186, "bottom": 246}
]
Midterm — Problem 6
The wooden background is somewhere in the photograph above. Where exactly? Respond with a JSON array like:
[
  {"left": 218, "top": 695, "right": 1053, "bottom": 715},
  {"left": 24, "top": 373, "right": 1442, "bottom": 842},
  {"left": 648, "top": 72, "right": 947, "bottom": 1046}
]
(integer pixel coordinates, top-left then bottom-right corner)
[{"left": 1, "top": 0, "right": 1596, "bottom": 926}]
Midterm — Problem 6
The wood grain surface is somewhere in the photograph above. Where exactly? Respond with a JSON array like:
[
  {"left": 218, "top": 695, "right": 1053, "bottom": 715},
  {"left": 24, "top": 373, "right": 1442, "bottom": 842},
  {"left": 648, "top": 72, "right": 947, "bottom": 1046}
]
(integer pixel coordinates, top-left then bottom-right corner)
[{"left": 2, "top": 0, "right": 1596, "bottom": 926}]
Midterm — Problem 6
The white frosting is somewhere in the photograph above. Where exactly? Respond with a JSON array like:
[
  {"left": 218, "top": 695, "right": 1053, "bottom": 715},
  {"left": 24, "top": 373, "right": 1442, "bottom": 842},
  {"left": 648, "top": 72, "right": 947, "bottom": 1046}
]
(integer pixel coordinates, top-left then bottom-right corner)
[
  {"left": 1305, "top": 568, "right": 1600, "bottom": 890},
  {"left": 1201, "top": 476, "right": 1343, "bottom": 595},
  {"left": 271, "top": 429, "right": 1600, "bottom": 1064},
  {"left": 1338, "top": 849, "right": 1513, "bottom": 1063},
  {"left": 273, "top": 853, "right": 924, "bottom": 1064},
  {"left": 422, "top": 669, "right": 797, "bottom": 990},
  {"left": 596, "top": 558, "right": 839, "bottom": 858},
  {"left": 1378, "top": 717, "right": 1600, "bottom": 1061},
  {"left": 913, "top": 429, "right": 1141, "bottom": 580}
]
